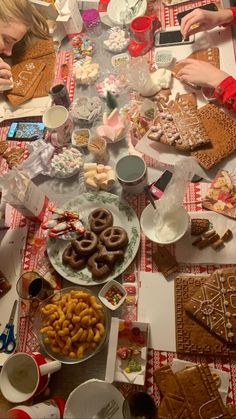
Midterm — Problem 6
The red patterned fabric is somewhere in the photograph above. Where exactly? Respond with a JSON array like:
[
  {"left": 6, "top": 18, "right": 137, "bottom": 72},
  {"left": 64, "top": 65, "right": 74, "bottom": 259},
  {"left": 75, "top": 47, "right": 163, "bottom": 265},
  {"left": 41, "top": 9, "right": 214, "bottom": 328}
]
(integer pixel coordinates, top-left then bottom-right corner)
[{"left": 1, "top": 15, "right": 236, "bottom": 406}]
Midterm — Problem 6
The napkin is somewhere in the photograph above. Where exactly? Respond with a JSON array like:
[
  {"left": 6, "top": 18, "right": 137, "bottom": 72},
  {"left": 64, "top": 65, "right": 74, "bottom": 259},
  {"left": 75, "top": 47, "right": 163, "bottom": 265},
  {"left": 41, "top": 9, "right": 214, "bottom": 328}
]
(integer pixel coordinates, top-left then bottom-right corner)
[{"left": 18, "top": 140, "right": 55, "bottom": 179}]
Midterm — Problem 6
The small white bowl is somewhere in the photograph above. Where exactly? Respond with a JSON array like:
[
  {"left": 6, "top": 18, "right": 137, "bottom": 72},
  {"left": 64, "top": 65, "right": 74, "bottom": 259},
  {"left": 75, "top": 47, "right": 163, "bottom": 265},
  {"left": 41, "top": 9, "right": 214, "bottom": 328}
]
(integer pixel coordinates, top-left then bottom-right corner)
[
  {"left": 99, "top": 279, "right": 127, "bottom": 311},
  {"left": 140, "top": 202, "right": 189, "bottom": 245},
  {"left": 71, "top": 128, "right": 90, "bottom": 148}
]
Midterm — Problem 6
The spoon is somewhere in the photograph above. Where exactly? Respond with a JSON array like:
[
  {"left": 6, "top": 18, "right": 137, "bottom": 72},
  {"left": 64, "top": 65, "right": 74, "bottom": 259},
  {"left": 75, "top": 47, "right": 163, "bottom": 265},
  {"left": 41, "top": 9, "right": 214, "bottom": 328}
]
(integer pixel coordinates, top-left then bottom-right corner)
[{"left": 144, "top": 185, "right": 157, "bottom": 210}]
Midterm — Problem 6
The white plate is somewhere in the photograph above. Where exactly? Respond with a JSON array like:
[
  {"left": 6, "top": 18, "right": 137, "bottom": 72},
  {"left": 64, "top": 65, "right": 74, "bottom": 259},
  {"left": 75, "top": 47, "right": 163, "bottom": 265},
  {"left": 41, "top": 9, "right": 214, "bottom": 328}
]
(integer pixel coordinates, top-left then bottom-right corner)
[
  {"left": 175, "top": 211, "right": 236, "bottom": 264},
  {"left": 107, "top": 0, "right": 147, "bottom": 26},
  {"left": 47, "top": 192, "right": 140, "bottom": 286},
  {"left": 64, "top": 379, "right": 124, "bottom": 419}
]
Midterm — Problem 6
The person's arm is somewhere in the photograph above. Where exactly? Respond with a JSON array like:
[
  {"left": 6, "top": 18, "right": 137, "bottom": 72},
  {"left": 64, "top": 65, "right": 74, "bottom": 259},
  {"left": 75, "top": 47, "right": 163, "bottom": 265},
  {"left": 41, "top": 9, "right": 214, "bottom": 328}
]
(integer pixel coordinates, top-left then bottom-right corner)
[{"left": 181, "top": 8, "right": 234, "bottom": 39}]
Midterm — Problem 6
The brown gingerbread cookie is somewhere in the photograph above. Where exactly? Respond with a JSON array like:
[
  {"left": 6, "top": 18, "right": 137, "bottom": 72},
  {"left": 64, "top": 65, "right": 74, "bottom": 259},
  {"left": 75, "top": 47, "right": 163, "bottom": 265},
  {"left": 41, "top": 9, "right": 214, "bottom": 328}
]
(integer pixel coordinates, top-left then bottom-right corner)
[
  {"left": 62, "top": 244, "right": 87, "bottom": 270},
  {"left": 190, "top": 218, "right": 210, "bottom": 235},
  {"left": 96, "top": 249, "right": 124, "bottom": 265},
  {"left": 100, "top": 226, "right": 128, "bottom": 250},
  {"left": 89, "top": 208, "right": 113, "bottom": 234},
  {"left": 71, "top": 230, "right": 98, "bottom": 256}
]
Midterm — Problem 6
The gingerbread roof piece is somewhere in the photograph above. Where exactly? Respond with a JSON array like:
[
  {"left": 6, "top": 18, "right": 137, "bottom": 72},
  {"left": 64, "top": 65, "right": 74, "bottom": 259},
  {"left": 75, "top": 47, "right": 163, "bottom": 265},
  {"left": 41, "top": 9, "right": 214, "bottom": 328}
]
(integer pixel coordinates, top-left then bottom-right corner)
[
  {"left": 172, "top": 47, "right": 220, "bottom": 78},
  {"left": 154, "top": 364, "right": 230, "bottom": 418},
  {"left": 148, "top": 93, "right": 211, "bottom": 151},
  {"left": 13, "top": 38, "right": 55, "bottom": 63},
  {"left": 175, "top": 274, "right": 236, "bottom": 356},
  {"left": 191, "top": 104, "right": 236, "bottom": 169},
  {"left": 184, "top": 268, "right": 236, "bottom": 345},
  {"left": 7, "top": 60, "right": 46, "bottom": 97}
]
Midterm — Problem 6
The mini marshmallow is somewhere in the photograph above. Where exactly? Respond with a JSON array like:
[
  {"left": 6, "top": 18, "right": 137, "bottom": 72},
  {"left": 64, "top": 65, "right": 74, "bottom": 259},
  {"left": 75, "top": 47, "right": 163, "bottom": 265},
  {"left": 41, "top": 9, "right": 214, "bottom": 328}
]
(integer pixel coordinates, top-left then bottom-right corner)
[
  {"left": 84, "top": 170, "right": 97, "bottom": 180},
  {"left": 97, "top": 164, "right": 105, "bottom": 173},
  {"left": 94, "top": 173, "right": 107, "bottom": 185},
  {"left": 85, "top": 178, "right": 99, "bottom": 190},
  {"left": 83, "top": 163, "right": 98, "bottom": 172}
]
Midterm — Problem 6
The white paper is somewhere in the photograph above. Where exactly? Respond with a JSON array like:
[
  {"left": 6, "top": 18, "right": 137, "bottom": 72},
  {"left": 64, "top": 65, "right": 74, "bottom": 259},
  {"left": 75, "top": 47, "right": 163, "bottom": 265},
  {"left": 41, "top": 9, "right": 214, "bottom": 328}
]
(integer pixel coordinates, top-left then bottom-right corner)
[
  {"left": 0, "top": 96, "right": 52, "bottom": 123},
  {"left": 136, "top": 27, "right": 236, "bottom": 178},
  {"left": 138, "top": 272, "right": 176, "bottom": 352},
  {"left": 172, "top": 359, "right": 229, "bottom": 405},
  {"left": 0, "top": 227, "right": 27, "bottom": 365},
  {"left": 175, "top": 211, "right": 236, "bottom": 264}
]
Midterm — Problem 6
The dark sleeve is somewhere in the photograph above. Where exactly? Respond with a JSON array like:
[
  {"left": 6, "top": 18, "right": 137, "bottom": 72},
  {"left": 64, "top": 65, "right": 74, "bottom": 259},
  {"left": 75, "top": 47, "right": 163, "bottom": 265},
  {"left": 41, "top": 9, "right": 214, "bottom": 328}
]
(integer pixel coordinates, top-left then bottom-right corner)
[{"left": 214, "top": 76, "right": 236, "bottom": 111}]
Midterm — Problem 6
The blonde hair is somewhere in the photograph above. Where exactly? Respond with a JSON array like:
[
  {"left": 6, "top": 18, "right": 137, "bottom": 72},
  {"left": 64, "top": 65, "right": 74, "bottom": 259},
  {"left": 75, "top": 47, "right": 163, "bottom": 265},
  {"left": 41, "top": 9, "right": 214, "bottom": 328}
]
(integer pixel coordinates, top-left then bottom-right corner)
[{"left": 0, "top": 0, "right": 50, "bottom": 52}]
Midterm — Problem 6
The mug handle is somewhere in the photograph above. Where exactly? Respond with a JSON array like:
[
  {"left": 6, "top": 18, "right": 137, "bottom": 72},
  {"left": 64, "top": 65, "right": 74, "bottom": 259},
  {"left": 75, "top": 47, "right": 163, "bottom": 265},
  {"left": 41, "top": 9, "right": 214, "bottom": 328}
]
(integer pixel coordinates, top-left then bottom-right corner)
[
  {"left": 39, "top": 360, "right": 61, "bottom": 376},
  {"left": 50, "top": 132, "right": 64, "bottom": 148},
  {"left": 149, "top": 14, "right": 161, "bottom": 32}
]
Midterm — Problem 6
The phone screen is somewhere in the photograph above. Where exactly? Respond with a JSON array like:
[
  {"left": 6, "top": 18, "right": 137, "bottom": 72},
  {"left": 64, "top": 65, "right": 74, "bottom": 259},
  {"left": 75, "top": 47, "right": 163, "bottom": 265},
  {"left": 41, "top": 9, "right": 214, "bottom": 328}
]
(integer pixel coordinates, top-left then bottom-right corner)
[
  {"left": 154, "top": 170, "right": 173, "bottom": 191},
  {"left": 159, "top": 30, "right": 189, "bottom": 45},
  {"left": 177, "top": 3, "right": 218, "bottom": 24},
  {"left": 8, "top": 122, "right": 45, "bottom": 140}
]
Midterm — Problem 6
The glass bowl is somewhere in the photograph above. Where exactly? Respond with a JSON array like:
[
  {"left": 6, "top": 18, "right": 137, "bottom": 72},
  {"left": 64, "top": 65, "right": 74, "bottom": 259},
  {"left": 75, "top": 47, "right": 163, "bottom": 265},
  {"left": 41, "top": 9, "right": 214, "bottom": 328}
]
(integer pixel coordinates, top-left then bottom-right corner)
[{"left": 34, "top": 287, "right": 108, "bottom": 364}]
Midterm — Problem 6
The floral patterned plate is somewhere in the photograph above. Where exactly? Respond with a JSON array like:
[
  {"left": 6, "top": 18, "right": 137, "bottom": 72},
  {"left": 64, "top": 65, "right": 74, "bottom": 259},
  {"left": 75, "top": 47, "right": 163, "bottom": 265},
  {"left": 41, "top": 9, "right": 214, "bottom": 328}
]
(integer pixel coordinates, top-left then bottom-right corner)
[{"left": 46, "top": 191, "right": 140, "bottom": 286}]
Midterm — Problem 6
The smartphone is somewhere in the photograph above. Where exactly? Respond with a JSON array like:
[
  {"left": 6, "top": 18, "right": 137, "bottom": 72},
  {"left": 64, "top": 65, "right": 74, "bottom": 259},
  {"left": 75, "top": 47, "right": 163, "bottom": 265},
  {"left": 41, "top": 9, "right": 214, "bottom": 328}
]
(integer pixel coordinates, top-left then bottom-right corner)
[
  {"left": 155, "top": 27, "right": 195, "bottom": 47},
  {"left": 177, "top": 3, "right": 218, "bottom": 25},
  {"left": 150, "top": 170, "right": 173, "bottom": 199},
  {"left": 7, "top": 122, "right": 46, "bottom": 141}
]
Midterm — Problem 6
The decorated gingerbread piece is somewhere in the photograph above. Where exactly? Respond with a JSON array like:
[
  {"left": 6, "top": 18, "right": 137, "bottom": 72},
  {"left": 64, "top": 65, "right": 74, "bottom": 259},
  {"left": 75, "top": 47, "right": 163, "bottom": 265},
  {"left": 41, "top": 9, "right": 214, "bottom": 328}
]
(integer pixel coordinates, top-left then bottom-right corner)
[
  {"left": 184, "top": 268, "right": 236, "bottom": 345},
  {"left": 203, "top": 170, "right": 236, "bottom": 219}
]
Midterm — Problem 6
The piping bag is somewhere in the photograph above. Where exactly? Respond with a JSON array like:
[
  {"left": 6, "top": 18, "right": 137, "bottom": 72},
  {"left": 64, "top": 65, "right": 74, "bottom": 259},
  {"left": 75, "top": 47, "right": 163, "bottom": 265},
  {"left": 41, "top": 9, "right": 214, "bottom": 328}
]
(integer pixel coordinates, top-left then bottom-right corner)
[{"left": 154, "top": 157, "right": 206, "bottom": 241}]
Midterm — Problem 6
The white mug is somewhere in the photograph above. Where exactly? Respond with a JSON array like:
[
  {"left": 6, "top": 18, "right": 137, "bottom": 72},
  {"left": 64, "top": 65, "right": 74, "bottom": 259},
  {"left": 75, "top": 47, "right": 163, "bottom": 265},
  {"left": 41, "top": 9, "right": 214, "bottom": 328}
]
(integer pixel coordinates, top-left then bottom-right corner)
[
  {"left": 0, "top": 352, "right": 61, "bottom": 403},
  {"left": 115, "top": 155, "right": 147, "bottom": 194},
  {"left": 43, "top": 105, "right": 73, "bottom": 148}
]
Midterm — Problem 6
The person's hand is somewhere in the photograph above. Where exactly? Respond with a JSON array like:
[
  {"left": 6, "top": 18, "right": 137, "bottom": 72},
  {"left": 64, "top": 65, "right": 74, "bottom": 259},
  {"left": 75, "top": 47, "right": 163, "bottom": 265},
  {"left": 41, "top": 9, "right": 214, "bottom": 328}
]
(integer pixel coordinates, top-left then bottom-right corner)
[
  {"left": 181, "top": 8, "right": 233, "bottom": 39},
  {"left": 0, "top": 58, "right": 12, "bottom": 88},
  {"left": 177, "top": 59, "right": 229, "bottom": 88}
]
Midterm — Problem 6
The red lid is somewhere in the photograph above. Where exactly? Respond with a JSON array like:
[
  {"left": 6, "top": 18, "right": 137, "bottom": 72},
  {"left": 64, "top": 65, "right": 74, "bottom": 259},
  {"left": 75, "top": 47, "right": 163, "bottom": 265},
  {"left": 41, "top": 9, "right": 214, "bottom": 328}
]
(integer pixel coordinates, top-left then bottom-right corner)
[
  {"left": 128, "top": 40, "right": 147, "bottom": 57},
  {"left": 8, "top": 408, "right": 30, "bottom": 419}
]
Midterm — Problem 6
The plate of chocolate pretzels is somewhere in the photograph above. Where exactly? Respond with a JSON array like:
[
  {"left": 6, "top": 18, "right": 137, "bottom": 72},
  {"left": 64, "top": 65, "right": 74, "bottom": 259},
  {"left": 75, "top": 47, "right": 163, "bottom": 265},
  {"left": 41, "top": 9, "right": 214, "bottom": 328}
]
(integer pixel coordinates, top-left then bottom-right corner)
[{"left": 46, "top": 192, "right": 140, "bottom": 285}]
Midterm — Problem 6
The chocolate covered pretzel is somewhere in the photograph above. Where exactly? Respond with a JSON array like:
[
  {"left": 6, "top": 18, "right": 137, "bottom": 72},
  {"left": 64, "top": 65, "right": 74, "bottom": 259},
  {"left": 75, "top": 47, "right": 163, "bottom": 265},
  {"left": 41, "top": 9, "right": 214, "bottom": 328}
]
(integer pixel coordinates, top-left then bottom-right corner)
[
  {"left": 71, "top": 230, "right": 98, "bottom": 255},
  {"left": 100, "top": 226, "right": 128, "bottom": 250},
  {"left": 89, "top": 208, "right": 113, "bottom": 234},
  {"left": 87, "top": 252, "right": 113, "bottom": 279},
  {"left": 62, "top": 244, "right": 87, "bottom": 270}
]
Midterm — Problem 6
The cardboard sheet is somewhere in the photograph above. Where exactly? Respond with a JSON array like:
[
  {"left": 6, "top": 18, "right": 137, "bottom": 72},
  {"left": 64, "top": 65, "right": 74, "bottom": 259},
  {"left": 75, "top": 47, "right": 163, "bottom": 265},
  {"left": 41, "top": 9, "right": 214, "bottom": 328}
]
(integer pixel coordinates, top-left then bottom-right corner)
[
  {"left": 0, "top": 227, "right": 27, "bottom": 365},
  {"left": 138, "top": 272, "right": 176, "bottom": 352}
]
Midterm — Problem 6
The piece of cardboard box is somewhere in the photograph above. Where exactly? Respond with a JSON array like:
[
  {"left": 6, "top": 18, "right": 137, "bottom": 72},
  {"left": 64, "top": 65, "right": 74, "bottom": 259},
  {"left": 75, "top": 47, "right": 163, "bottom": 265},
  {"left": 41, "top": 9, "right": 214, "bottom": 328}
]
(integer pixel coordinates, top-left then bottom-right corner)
[{"left": 105, "top": 317, "right": 149, "bottom": 385}]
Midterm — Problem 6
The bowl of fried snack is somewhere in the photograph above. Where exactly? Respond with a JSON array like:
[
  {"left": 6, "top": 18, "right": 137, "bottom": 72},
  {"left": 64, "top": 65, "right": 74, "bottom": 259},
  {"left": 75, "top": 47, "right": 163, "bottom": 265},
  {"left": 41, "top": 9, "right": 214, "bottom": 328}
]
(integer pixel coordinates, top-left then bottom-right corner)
[{"left": 34, "top": 287, "right": 108, "bottom": 364}]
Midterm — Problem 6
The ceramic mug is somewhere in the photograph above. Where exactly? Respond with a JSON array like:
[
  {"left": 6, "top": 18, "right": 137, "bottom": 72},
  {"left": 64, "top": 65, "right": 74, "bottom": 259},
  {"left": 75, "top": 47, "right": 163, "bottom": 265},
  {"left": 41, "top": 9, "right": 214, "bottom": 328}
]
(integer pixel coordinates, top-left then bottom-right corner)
[
  {"left": 0, "top": 352, "right": 61, "bottom": 403},
  {"left": 128, "top": 15, "right": 160, "bottom": 56},
  {"left": 42, "top": 105, "right": 73, "bottom": 148},
  {"left": 115, "top": 155, "right": 147, "bottom": 194}
]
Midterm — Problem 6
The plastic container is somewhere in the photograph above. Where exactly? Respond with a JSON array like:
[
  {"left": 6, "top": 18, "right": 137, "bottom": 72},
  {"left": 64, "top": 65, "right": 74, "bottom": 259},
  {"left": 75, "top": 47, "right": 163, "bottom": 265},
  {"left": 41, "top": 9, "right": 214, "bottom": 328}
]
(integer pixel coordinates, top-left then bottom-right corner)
[
  {"left": 155, "top": 50, "right": 173, "bottom": 68},
  {"left": 8, "top": 397, "right": 65, "bottom": 419},
  {"left": 82, "top": 8, "right": 102, "bottom": 36}
]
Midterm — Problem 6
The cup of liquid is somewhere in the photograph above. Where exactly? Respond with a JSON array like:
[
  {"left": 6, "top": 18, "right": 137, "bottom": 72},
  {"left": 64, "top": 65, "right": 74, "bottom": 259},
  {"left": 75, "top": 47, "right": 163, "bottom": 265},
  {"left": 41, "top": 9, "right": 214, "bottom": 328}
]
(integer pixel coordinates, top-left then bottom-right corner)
[
  {"left": 123, "top": 391, "right": 157, "bottom": 419},
  {"left": 16, "top": 271, "right": 54, "bottom": 302}
]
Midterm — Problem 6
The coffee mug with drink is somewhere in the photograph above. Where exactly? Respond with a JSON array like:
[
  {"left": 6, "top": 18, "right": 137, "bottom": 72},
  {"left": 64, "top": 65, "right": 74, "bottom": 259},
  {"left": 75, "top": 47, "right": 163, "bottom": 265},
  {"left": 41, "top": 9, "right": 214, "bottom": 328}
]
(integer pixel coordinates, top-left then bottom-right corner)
[
  {"left": 128, "top": 15, "right": 160, "bottom": 56},
  {"left": 43, "top": 105, "right": 73, "bottom": 148},
  {"left": 115, "top": 155, "right": 147, "bottom": 194},
  {"left": 0, "top": 352, "right": 61, "bottom": 403}
]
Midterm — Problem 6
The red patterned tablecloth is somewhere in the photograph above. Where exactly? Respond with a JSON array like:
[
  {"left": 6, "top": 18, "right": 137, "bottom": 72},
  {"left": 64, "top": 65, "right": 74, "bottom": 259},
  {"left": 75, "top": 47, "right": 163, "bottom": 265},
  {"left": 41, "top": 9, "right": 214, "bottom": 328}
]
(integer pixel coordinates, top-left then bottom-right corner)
[{"left": 1, "top": 0, "right": 236, "bottom": 408}]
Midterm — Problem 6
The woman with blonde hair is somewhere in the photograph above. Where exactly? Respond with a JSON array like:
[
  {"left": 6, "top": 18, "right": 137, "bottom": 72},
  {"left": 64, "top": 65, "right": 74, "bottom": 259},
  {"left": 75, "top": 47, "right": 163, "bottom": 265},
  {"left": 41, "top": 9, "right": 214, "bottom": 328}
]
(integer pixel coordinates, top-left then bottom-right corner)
[{"left": 0, "top": 0, "right": 50, "bottom": 89}]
